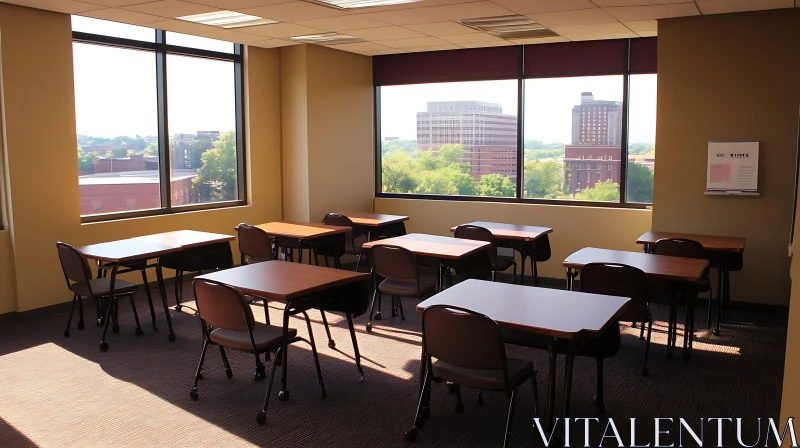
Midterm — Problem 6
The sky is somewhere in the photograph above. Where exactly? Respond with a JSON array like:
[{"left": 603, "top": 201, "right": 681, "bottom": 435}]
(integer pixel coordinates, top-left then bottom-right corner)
[
  {"left": 380, "top": 74, "right": 657, "bottom": 144},
  {"left": 72, "top": 17, "right": 236, "bottom": 139}
]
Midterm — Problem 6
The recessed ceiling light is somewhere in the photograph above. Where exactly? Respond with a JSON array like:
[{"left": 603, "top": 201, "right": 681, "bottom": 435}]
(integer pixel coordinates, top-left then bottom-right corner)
[
  {"left": 309, "top": 0, "right": 420, "bottom": 9},
  {"left": 462, "top": 15, "right": 558, "bottom": 39},
  {"left": 177, "top": 11, "right": 278, "bottom": 29},
  {"left": 291, "top": 32, "right": 364, "bottom": 45}
]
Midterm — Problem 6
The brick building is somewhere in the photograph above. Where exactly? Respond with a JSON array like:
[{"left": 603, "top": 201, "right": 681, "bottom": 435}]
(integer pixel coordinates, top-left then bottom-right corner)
[
  {"left": 79, "top": 170, "right": 197, "bottom": 215},
  {"left": 571, "top": 92, "right": 622, "bottom": 146},
  {"left": 470, "top": 146, "right": 518, "bottom": 181},
  {"left": 563, "top": 146, "right": 621, "bottom": 194},
  {"left": 93, "top": 153, "right": 159, "bottom": 173}
]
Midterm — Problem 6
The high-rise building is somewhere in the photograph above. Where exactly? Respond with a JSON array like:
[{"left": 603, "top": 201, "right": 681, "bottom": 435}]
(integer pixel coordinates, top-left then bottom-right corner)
[
  {"left": 571, "top": 92, "right": 622, "bottom": 146},
  {"left": 416, "top": 101, "right": 517, "bottom": 181}
]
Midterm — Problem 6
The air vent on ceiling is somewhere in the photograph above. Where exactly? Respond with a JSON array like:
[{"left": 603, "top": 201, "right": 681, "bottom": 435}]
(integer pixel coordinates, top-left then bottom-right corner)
[
  {"left": 290, "top": 33, "right": 365, "bottom": 45},
  {"left": 461, "top": 15, "right": 558, "bottom": 39},
  {"left": 309, "top": 0, "right": 420, "bottom": 9}
]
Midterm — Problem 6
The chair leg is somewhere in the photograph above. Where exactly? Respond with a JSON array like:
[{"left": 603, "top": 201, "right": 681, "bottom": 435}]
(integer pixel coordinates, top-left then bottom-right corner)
[
  {"left": 174, "top": 270, "right": 182, "bottom": 311},
  {"left": 129, "top": 294, "right": 143, "bottom": 335},
  {"left": 77, "top": 295, "right": 84, "bottom": 330},
  {"left": 256, "top": 346, "right": 281, "bottom": 424},
  {"left": 302, "top": 311, "right": 327, "bottom": 398},
  {"left": 356, "top": 254, "right": 363, "bottom": 272},
  {"left": 141, "top": 269, "right": 157, "bottom": 330},
  {"left": 320, "top": 310, "right": 335, "bottom": 349},
  {"left": 398, "top": 296, "right": 406, "bottom": 321},
  {"left": 254, "top": 353, "right": 266, "bottom": 381},
  {"left": 503, "top": 388, "right": 518, "bottom": 448},
  {"left": 218, "top": 346, "right": 233, "bottom": 378},
  {"left": 639, "top": 319, "right": 646, "bottom": 340},
  {"left": 404, "top": 362, "right": 430, "bottom": 442},
  {"left": 642, "top": 315, "right": 652, "bottom": 376},
  {"left": 345, "top": 311, "right": 365, "bottom": 383},
  {"left": 454, "top": 384, "right": 463, "bottom": 414},
  {"left": 64, "top": 293, "right": 78, "bottom": 337},
  {"left": 367, "top": 290, "right": 378, "bottom": 332},
  {"left": 189, "top": 339, "right": 209, "bottom": 400},
  {"left": 531, "top": 373, "right": 540, "bottom": 418},
  {"left": 511, "top": 261, "right": 517, "bottom": 285},
  {"left": 477, "top": 390, "right": 483, "bottom": 405},
  {"left": 376, "top": 294, "right": 383, "bottom": 320},
  {"left": 592, "top": 358, "right": 605, "bottom": 413}
]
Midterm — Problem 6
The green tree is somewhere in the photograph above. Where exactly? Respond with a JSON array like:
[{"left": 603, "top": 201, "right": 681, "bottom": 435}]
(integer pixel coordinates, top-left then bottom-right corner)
[
  {"left": 628, "top": 142, "right": 655, "bottom": 155},
  {"left": 627, "top": 162, "right": 654, "bottom": 203},
  {"left": 381, "top": 139, "right": 417, "bottom": 155},
  {"left": 476, "top": 173, "right": 515, "bottom": 197},
  {"left": 111, "top": 146, "right": 130, "bottom": 158},
  {"left": 576, "top": 179, "right": 620, "bottom": 202},
  {"left": 194, "top": 131, "right": 238, "bottom": 201},
  {"left": 77, "top": 147, "right": 98, "bottom": 172},
  {"left": 189, "top": 137, "right": 214, "bottom": 168},
  {"left": 524, "top": 160, "right": 566, "bottom": 198},
  {"left": 143, "top": 142, "right": 158, "bottom": 156},
  {"left": 382, "top": 151, "right": 418, "bottom": 193}
]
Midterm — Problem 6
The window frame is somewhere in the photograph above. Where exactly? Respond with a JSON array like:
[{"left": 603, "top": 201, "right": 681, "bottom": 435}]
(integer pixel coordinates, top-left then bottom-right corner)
[
  {"left": 73, "top": 27, "right": 247, "bottom": 223},
  {"left": 374, "top": 42, "right": 655, "bottom": 209}
]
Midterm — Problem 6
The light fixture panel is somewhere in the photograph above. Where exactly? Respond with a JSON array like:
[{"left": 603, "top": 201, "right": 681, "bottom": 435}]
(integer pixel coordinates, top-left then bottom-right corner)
[{"left": 177, "top": 11, "right": 278, "bottom": 29}]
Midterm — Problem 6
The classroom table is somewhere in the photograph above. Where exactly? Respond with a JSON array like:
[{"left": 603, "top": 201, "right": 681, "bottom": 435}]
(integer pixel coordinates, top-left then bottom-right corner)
[
  {"left": 416, "top": 279, "right": 629, "bottom": 435},
  {"left": 636, "top": 231, "right": 745, "bottom": 335},
  {"left": 196, "top": 261, "right": 372, "bottom": 388},
  {"left": 449, "top": 221, "right": 553, "bottom": 286},
  {"left": 256, "top": 221, "right": 351, "bottom": 264},
  {"left": 563, "top": 247, "right": 709, "bottom": 359},
  {"left": 339, "top": 211, "right": 409, "bottom": 241}
]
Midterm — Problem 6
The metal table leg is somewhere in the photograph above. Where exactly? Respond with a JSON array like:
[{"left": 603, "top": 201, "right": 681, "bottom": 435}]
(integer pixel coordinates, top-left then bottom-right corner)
[{"left": 155, "top": 260, "right": 176, "bottom": 341}]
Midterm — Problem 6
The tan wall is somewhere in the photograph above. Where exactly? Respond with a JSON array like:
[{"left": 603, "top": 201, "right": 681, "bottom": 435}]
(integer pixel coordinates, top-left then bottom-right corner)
[
  {"left": 0, "top": 5, "right": 283, "bottom": 312},
  {"left": 781, "top": 196, "right": 800, "bottom": 427},
  {"left": 653, "top": 9, "right": 800, "bottom": 305},
  {"left": 280, "top": 44, "right": 374, "bottom": 222},
  {"left": 374, "top": 198, "right": 652, "bottom": 279}
]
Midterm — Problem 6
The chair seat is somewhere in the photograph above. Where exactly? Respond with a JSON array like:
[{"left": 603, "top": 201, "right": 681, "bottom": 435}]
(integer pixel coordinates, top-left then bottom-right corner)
[
  {"left": 493, "top": 255, "right": 515, "bottom": 272},
  {"left": 245, "top": 256, "right": 272, "bottom": 264},
  {"left": 502, "top": 322, "right": 621, "bottom": 359},
  {"left": 618, "top": 304, "right": 650, "bottom": 324},
  {"left": 378, "top": 275, "right": 437, "bottom": 297},
  {"left": 432, "top": 357, "right": 533, "bottom": 391},
  {"left": 210, "top": 323, "right": 297, "bottom": 352},
  {"left": 71, "top": 278, "right": 137, "bottom": 297}
]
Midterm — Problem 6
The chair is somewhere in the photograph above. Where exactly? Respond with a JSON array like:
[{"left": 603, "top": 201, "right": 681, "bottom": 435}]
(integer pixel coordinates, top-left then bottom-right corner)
[
  {"left": 322, "top": 213, "right": 367, "bottom": 271},
  {"left": 56, "top": 242, "right": 143, "bottom": 351},
  {"left": 454, "top": 225, "right": 516, "bottom": 282},
  {"left": 405, "top": 305, "right": 538, "bottom": 447},
  {"left": 652, "top": 238, "right": 711, "bottom": 357},
  {"left": 189, "top": 278, "right": 326, "bottom": 424},
  {"left": 367, "top": 245, "right": 437, "bottom": 333},
  {"left": 235, "top": 223, "right": 274, "bottom": 265}
]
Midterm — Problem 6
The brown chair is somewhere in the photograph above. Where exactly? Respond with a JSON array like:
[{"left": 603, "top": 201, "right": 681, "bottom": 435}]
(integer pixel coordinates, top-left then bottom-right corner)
[
  {"left": 405, "top": 305, "right": 538, "bottom": 446},
  {"left": 367, "top": 245, "right": 437, "bottom": 333},
  {"left": 322, "top": 213, "right": 367, "bottom": 271},
  {"left": 56, "top": 242, "right": 142, "bottom": 351},
  {"left": 454, "top": 225, "right": 516, "bottom": 282},
  {"left": 189, "top": 278, "right": 326, "bottom": 425},
  {"left": 235, "top": 223, "right": 274, "bottom": 265},
  {"left": 652, "top": 238, "right": 711, "bottom": 359}
]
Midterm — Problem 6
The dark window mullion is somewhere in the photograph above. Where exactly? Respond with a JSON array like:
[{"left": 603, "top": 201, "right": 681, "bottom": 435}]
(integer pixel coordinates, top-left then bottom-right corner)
[
  {"left": 234, "top": 44, "right": 246, "bottom": 202},
  {"left": 619, "top": 42, "right": 631, "bottom": 204},
  {"left": 516, "top": 46, "right": 524, "bottom": 200},
  {"left": 155, "top": 30, "right": 172, "bottom": 211}
]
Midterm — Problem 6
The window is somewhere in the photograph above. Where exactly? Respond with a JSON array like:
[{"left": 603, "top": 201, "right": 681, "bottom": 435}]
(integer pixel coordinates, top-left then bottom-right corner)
[
  {"left": 72, "top": 17, "right": 245, "bottom": 220},
  {"left": 627, "top": 74, "right": 657, "bottom": 204},
  {"left": 379, "top": 80, "right": 518, "bottom": 198}
]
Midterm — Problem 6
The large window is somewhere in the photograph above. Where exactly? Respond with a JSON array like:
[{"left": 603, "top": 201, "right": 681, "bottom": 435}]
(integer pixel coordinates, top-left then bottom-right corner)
[{"left": 72, "top": 17, "right": 245, "bottom": 220}]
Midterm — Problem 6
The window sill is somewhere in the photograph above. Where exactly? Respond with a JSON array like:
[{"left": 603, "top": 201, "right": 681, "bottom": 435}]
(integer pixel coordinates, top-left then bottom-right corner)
[
  {"left": 376, "top": 193, "right": 651, "bottom": 210},
  {"left": 80, "top": 200, "right": 248, "bottom": 225}
]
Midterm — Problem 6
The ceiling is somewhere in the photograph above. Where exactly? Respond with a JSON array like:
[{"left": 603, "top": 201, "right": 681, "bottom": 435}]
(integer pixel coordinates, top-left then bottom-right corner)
[{"left": 1, "top": 0, "right": 797, "bottom": 55}]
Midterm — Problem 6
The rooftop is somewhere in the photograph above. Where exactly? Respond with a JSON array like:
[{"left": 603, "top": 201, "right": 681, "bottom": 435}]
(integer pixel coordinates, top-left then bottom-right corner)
[{"left": 79, "top": 169, "right": 197, "bottom": 186}]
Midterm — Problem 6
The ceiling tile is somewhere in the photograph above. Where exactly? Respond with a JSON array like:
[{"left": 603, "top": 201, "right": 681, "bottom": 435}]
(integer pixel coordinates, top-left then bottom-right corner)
[
  {"left": 529, "top": 7, "right": 618, "bottom": 27},
  {"left": 368, "top": 47, "right": 405, "bottom": 55},
  {"left": 5, "top": 0, "right": 104, "bottom": 13},
  {"left": 326, "top": 41, "right": 394, "bottom": 54},
  {"left": 425, "top": 1, "right": 515, "bottom": 21},
  {"left": 376, "top": 36, "right": 451, "bottom": 48},
  {"left": 509, "top": 36, "right": 569, "bottom": 44},
  {"left": 403, "top": 21, "right": 480, "bottom": 36},
  {"left": 183, "top": 0, "right": 289, "bottom": 9},
  {"left": 238, "top": 2, "right": 347, "bottom": 22},
  {"left": 696, "top": 0, "right": 793, "bottom": 15},
  {"left": 202, "top": 29, "right": 270, "bottom": 42},
  {"left": 593, "top": 0, "right": 686, "bottom": 6},
  {"left": 294, "top": 15, "right": 391, "bottom": 31},
  {"left": 81, "top": 8, "right": 169, "bottom": 24},
  {"left": 236, "top": 23, "right": 325, "bottom": 37},
  {"left": 636, "top": 30, "right": 657, "bottom": 37},
  {"left": 248, "top": 38, "right": 298, "bottom": 48},
  {"left": 458, "top": 40, "right": 514, "bottom": 48},
  {"left": 356, "top": 9, "right": 444, "bottom": 25},
  {"left": 150, "top": 18, "right": 219, "bottom": 33},
  {"left": 403, "top": 44, "right": 463, "bottom": 52},
  {"left": 123, "top": 0, "right": 221, "bottom": 17},
  {"left": 346, "top": 26, "right": 426, "bottom": 40},
  {"left": 564, "top": 31, "right": 638, "bottom": 40},
  {"left": 622, "top": 19, "right": 657, "bottom": 32},
  {"left": 439, "top": 32, "right": 503, "bottom": 43},
  {"left": 546, "top": 21, "right": 630, "bottom": 35},
  {"left": 488, "top": 0, "right": 595, "bottom": 15},
  {"left": 603, "top": 3, "right": 700, "bottom": 21},
  {"left": 84, "top": 0, "right": 158, "bottom": 6}
]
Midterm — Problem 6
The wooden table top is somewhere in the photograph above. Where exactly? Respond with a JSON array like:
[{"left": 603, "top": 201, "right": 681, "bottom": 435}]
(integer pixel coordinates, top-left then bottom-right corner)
[
  {"left": 134, "top": 230, "right": 234, "bottom": 249},
  {"left": 636, "top": 231, "right": 745, "bottom": 253},
  {"left": 340, "top": 211, "right": 409, "bottom": 227},
  {"left": 196, "top": 261, "right": 370, "bottom": 301},
  {"left": 449, "top": 221, "right": 553, "bottom": 242},
  {"left": 77, "top": 239, "right": 182, "bottom": 263},
  {"left": 416, "top": 279, "right": 629, "bottom": 340},
  {"left": 361, "top": 233, "right": 490, "bottom": 259},
  {"left": 563, "top": 247, "right": 709, "bottom": 282},
  {"left": 255, "top": 221, "right": 351, "bottom": 240}
]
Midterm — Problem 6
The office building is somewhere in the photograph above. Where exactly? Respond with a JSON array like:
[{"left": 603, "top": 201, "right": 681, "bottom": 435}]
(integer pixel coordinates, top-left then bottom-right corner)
[{"left": 571, "top": 92, "right": 623, "bottom": 146}]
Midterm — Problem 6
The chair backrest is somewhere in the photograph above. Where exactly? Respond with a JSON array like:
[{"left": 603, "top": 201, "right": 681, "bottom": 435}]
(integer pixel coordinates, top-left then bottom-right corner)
[
  {"left": 56, "top": 242, "right": 92, "bottom": 287},
  {"left": 580, "top": 262, "right": 649, "bottom": 308},
  {"left": 316, "top": 232, "right": 347, "bottom": 259},
  {"left": 454, "top": 225, "right": 498, "bottom": 267},
  {"left": 193, "top": 278, "right": 254, "bottom": 332},
  {"left": 371, "top": 244, "right": 418, "bottom": 281},
  {"left": 235, "top": 223, "right": 273, "bottom": 262},
  {"left": 422, "top": 305, "right": 508, "bottom": 380},
  {"left": 533, "top": 234, "right": 552, "bottom": 262},
  {"left": 652, "top": 238, "right": 705, "bottom": 259},
  {"left": 322, "top": 213, "right": 358, "bottom": 250}
]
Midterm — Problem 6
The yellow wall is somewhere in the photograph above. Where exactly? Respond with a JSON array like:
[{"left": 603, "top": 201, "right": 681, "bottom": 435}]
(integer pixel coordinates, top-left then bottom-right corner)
[
  {"left": 0, "top": 4, "right": 283, "bottom": 312},
  {"left": 374, "top": 198, "right": 652, "bottom": 279},
  {"left": 281, "top": 44, "right": 374, "bottom": 223},
  {"left": 781, "top": 194, "right": 800, "bottom": 428},
  {"left": 653, "top": 9, "right": 800, "bottom": 305}
]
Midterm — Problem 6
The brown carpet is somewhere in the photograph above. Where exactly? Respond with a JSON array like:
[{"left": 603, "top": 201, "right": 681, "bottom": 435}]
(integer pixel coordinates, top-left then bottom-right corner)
[{"left": 0, "top": 279, "right": 786, "bottom": 447}]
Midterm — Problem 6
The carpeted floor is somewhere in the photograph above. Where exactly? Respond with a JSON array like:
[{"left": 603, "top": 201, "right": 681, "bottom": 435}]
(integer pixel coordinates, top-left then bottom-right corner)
[{"left": 0, "top": 277, "right": 787, "bottom": 447}]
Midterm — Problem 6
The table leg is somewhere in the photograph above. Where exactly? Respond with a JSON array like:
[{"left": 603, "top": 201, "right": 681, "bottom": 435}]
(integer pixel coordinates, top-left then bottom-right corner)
[
  {"left": 682, "top": 287, "right": 691, "bottom": 361},
  {"left": 714, "top": 258, "right": 726, "bottom": 336},
  {"left": 345, "top": 311, "right": 364, "bottom": 383},
  {"left": 99, "top": 264, "right": 119, "bottom": 351},
  {"left": 563, "top": 352, "right": 575, "bottom": 418},
  {"left": 519, "top": 250, "right": 527, "bottom": 286},
  {"left": 155, "top": 261, "right": 176, "bottom": 341},
  {"left": 531, "top": 243, "right": 539, "bottom": 287},
  {"left": 547, "top": 340, "right": 557, "bottom": 432},
  {"left": 278, "top": 303, "right": 291, "bottom": 401}
]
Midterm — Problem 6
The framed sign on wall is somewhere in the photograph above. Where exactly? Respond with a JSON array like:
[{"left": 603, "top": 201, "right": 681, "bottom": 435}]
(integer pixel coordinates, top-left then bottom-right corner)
[{"left": 705, "top": 141, "right": 759, "bottom": 196}]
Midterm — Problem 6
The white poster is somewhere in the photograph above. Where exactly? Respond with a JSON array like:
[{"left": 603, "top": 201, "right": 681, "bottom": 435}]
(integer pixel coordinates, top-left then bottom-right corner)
[{"left": 706, "top": 141, "right": 759, "bottom": 194}]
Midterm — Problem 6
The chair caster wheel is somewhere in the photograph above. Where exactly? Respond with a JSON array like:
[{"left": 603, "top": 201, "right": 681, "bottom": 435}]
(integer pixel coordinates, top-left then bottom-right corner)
[
  {"left": 321, "top": 390, "right": 327, "bottom": 399},
  {"left": 100, "top": 342, "right": 109, "bottom": 352},
  {"left": 421, "top": 406, "right": 430, "bottom": 419},
  {"left": 278, "top": 390, "right": 290, "bottom": 401},
  {"left": 176, "top": 305, "right": 182, "bottom": 311},
  {"left": 415, "top": 416, "right": 426, "bottom": 429},
  {"left": 97, "top": 318, "right": 104, "bottom": 326},
  {"left": 446, "top": 382, "right": 455, "bottom": 393},
  {"left": 197, "top": 372, "right": 203, "bottom": 380},
  {"left": 135, "top": 328, "right": 143, "bottom": 336},
  {"left": 112, "top": 325, "right": 120, "bottom": 333},
  {"left": 328, "top": 340, "right": 336, "bottom": 349},
  {"left": 665, "top": 351, "right": 673, "bottom": 360},
  {"left": 455, "top": 403, "right": 463, "bottom": 414},
  {"left": 713, "top": 329, "right": 720, "bottom": 336},
  {"left": 64, "top": 331, "right": 70, "bottom": 338},
  {"left": 477, "top": 392, "right": 483, "bottom": 405},
  {"left": 359, "top": 375, "right": 364, "bottom": 384},
  {"left": 374, "top": 312, "right": 382, "bottom": 321},
  {"left": 366, "top": 323, "right": 373, "bottom": 333},
  {"left": 254, "top": 368, "right": 266, "bottom": 381},
  {"left": 189, "top": 388, "right": 199, "bottom": 400},
  {"left": 592, "top": 396, "right": 605, "bottom": 413},
  {"left": 77, "top": 322, "right": 84, "bottom": 330},
  {"left": 641, "top": 367, "right": 649, "bottom": 376},
  {"left": 405, "top": 427, "right": 418, "bottom": 442},
  {"left": 256, "top": 412, "right": 266, "bottom": 424},
  {"left": 168, "top": 333, "right": 176, "bottom": 342},
  {"left": 226, "top": 369, "right": 233, "bottom": 379}
]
